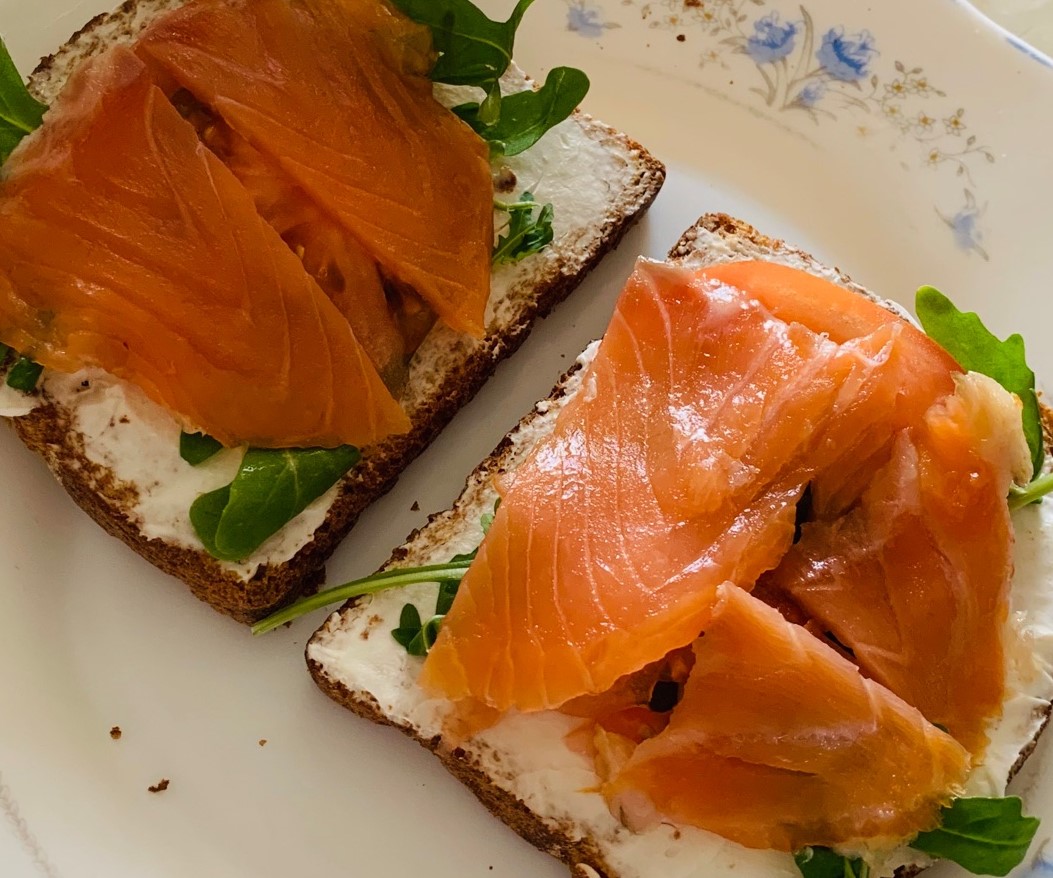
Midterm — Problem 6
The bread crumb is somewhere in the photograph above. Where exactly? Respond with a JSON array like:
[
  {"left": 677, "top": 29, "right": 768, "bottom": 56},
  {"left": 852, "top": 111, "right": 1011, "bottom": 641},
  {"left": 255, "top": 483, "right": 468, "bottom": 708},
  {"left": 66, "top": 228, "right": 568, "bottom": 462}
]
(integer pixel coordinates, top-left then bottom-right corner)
[
  {"left": 109, "top": 726, "right": 122, "bottom": 740},
  {"left": 411, "top": 501, "right": 420, "bottom": 512},
  {"left": 493, "top": 166, "right": 517, "bottom": 193},
  {"left": 258, "top": 739, "right": 267, "bottom": 747},
  {"left": 676, "top": 34, "right": 686, "bottom": 42},
  {"left": 148, "top": 779, "right": 170, "bottom": 793}
]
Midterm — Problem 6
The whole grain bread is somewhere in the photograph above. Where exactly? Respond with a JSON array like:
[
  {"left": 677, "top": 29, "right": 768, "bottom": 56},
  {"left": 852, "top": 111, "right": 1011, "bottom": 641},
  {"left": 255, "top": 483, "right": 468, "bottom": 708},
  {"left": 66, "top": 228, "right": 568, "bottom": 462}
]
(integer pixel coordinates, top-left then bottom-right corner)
[
  {"left": 306, "top": 213, "right": 1053, "bottom": 878},
  {"left": 6, "top": 0, "right": 666, "bottom": 622}
]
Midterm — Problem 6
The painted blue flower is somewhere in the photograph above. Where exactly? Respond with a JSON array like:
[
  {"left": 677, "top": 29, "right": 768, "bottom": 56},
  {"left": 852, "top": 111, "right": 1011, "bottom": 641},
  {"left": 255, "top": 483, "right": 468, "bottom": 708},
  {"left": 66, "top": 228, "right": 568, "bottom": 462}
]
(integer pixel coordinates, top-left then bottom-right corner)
[
  {"left": 745, "top": 13, "right": 798, "bottom": 64},
  {"left": 940, "top": 191, "right": 988, "bottom": 260},
  {"left": 796, "top": 81, "right": 827, "bottom": 107},
  {"left": 816, "top": 27, "right": 877, "bottom": 81},
  {"left": 951, "top": 209, "right": 981, "bottom": 251},
  {"left": 567, "top": 2, "right": 605, "bottom": 38}
]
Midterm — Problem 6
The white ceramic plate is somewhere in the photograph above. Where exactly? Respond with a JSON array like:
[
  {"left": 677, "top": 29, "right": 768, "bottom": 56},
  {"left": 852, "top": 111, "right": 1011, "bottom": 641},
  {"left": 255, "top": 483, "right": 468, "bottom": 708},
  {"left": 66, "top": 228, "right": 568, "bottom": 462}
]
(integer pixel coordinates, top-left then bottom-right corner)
[{"left": 2, "top": 1, "right": 1053, "bottom": 876}]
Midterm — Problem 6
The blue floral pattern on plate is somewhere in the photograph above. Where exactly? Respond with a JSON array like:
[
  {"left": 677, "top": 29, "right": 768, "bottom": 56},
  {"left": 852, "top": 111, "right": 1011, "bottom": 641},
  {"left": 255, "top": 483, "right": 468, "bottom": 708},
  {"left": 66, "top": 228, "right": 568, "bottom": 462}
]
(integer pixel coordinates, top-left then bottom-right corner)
[
  {"left": 566, "top": 0, "right": 621, "bottom": 38},
  {"left": 561, "top": 0, "right": 997, "bottom": 259},
  {"left": 815, "top": 26, "right": 877, "bottom": 81},
  {"left": 1022, "top": 838, "right": 1053, "bottom": 876}
]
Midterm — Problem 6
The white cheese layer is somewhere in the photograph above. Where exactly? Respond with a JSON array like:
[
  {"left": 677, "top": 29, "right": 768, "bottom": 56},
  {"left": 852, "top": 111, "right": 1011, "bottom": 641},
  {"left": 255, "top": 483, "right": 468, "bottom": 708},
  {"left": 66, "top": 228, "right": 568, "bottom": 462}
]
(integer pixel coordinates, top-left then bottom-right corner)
[{"left": 308, "top": 342, "right": 1053, "bottom": 878}]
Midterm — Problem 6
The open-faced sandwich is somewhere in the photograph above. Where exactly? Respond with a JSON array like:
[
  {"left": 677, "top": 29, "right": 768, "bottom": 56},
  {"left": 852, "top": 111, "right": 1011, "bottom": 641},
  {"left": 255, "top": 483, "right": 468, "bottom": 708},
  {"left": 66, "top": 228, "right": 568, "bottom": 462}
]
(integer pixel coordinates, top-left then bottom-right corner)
[
  {"left": 299, "top": 214, "right": 1053, "bottom": 878},
  {"left": 0, "top": 0, "right": 664, "bottom": 621}
]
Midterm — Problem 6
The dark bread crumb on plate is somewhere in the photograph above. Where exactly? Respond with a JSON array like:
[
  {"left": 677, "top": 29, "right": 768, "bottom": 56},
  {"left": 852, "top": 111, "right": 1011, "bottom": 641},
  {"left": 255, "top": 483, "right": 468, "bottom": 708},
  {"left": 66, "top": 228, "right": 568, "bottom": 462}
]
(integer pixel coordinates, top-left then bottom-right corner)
[
  {"left": 109, "top": 725, "right": 121, "bottom": 740},
  {"left": 147, "top": 779, "right": 170, "bottom": 793}
]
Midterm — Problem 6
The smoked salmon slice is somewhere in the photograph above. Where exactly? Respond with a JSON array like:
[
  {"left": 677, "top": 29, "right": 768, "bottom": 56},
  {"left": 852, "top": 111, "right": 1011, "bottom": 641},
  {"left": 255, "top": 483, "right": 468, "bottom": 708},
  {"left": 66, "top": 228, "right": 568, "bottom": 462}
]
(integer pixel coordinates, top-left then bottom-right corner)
[
  {"left": 605, "top": 585, "right": 969, "bottom": 851},
  {"left": 136, "top": 0, "right": 494, "bottom": 337},
  {"left": 421, "top": 260, "right": 960, "bottom": 712},
  {"left": 0, "top": 48, "right": 408, "bottom": 449},
  {"left": 172, "top": 94, "right": 415, "bottom": 391},
  {"left": 759, "top": 372, "right": 1030, "bottom": 754}
]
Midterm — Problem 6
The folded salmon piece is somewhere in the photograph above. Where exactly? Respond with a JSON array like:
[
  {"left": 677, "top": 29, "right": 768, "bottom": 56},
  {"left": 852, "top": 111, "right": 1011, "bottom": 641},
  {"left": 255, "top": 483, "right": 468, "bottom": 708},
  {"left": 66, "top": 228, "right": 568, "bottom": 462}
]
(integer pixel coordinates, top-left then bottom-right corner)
[
  {"left": 605, "top": 585, "right": 969, "bottom": 852},
  {"left": 760, "top": 371, "right": 1030, "bottom": 755},
  {"left": 0, "top": 47, "right": 408, "bottom": 449},
  {"left": 137, "top": 0, "right": 494, "bottom": 338},
  {"left": 420, "top": 260, "right": 960, "bottom": 713}
]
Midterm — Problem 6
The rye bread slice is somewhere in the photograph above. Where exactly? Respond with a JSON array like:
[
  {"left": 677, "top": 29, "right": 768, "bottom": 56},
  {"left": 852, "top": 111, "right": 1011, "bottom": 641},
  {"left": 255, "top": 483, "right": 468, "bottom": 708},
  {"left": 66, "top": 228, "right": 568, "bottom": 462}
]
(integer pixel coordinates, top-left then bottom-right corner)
[
  {"left": 306, "top": 213, "right": 1053, "bottom": 878},
  {"left": 5, "top": 0, "right": 666, "bottom": 622}
]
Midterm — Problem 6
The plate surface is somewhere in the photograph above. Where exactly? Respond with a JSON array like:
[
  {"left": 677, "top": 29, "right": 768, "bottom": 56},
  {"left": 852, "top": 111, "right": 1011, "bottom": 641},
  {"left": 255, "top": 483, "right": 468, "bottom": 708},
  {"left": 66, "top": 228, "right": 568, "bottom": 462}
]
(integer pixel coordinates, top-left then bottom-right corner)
[{"left": 2, "top": 1, "right": 1053, "bottom": 876}]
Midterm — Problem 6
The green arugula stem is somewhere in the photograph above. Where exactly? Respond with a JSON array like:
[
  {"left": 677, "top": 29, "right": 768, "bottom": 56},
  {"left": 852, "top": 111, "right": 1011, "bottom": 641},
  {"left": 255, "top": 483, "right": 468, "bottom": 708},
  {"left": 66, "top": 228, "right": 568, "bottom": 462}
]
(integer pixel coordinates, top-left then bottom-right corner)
[
  {"left": 1009, "top": 474, "right": 1053, "bottom": 511},
  {"left": 251, "top": 561, "right": 472, "bottom": 636},
  {"left": 493, "top": 198, "right": 536, "bottom": 212}
]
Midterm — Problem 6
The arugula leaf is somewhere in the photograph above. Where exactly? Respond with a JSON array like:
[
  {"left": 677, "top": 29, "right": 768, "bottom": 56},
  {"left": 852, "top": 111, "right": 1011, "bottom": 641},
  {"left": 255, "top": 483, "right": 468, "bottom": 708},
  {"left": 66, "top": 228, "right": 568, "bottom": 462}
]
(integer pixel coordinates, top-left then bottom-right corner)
[
  {"left": 455, "top": 66, "right": 590, "bottom": 158},
  {"left": 1010, "top": 473, "right": 1053, "bottom": 510},
  {"left": 793, "top": 847, "right": 869, "bottom": 878},
  {"left": 252, "top": 560, "right": 473, "bottom": 635},
  {"left": 391, "top": 501, "right": 500, "bottom": 652},
  {"left": 253, "top": 502, "right": 497, "bottom": 638},
  {"left": 189, "top": 483, "right": 231, "bottom": 558},
  {"left": 493, "top": 192, "right": 554, "bottom": 264},
  {"left": 0, "top": 36, "right": 45, "bottom": 164},
  {"left": 911, "top": 797, "right": 1039, "bottom": 876},
  {"left": 916, "top": 286, "right": 1043, "bottom": 479},
  {"left": 5, "top": 356, "right": 42, "bottom": 392},
  {"left": 393, "top": 0, "right": 534, "bottom": 103},
  {"left": 190, "top": 445, "right": 359, "bottom": 562},
  {"left": 391, "top": 603, "right": 424, "bottom": 650},
  {"left": 179, "top": 431, "right": 223, "bottom": 466},
  {"left": 391, "top": 604, "right": 444, "bottom": 656},
  {"left": 435, "top": 578, "right": 460, "bottom": 615}
]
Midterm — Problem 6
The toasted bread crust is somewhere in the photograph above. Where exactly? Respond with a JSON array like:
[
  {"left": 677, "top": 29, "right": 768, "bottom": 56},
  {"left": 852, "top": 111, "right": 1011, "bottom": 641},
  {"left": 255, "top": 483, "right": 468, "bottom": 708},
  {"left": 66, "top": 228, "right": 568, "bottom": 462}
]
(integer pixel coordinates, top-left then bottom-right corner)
[
  {"left": 307, "top": 212, "right": 1053, "bottom": 878},
  {"left": 12, "top": 0, "right": 666, "bottom": 622},
  {"left": 307, "top": 650, "right": 618, "bottom": 878}
]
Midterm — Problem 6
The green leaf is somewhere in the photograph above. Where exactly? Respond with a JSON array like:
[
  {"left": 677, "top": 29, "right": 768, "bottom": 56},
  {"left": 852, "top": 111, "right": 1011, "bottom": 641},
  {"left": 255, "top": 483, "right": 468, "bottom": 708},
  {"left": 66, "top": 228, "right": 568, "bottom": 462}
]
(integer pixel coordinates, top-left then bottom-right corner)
[
  {"left": 252, "top": 561, "right": 473, "bottom": 635},
  {"left": 1009, "top": 473, "right": 1053, "bottom": 510},
  {"left": 911, "top": 797, "right": 1039, "bottom": 876},
  {"left": 190, "top": 445, "right": 360, "bottom": 562},
  {"left": 455, "top": 66, "right": 589, "bottom": 158},
  {"left": 392, "top": 603, "right": 424, "bottom": 650},
  {"left": 254, "top": 500, "right": 496, "bottom": 639},
  {"left": 392, "top": 0, "right": 534, "bottom": 95},
  {"left": 493, "top": 192, "right": 554, "bottom": 265},
  {"left": 435, "top": 578, "right": 460, "bottom": 615},
  {"left": 793, "top": 847, "right": 869, "bottom": 878},
  {"left": 5, "top": 356, "right": 42, "bottom": 392},
  {"left": 916, "top": 286, "right": 1043, "bottom": 478},
  {"left": 403, "top": 614, "right": 444, "bottom": 656},
  {"left": 188, "top": 484, "right": 231, "bottom": 559},
  {"left": 179, "top": 431, "right": 224, "bottom": 466},
  {"left": 0, "top": 36, "right": 46, "bottom": 164},
  {"left": 477, "top": 80, "right": 503, "bottom": 126}
]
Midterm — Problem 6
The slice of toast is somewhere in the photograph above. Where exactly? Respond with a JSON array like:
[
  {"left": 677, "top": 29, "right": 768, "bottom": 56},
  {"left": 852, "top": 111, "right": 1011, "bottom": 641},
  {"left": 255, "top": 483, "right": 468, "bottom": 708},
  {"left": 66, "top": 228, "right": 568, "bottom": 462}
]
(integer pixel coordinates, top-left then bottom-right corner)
[
  {"left": 3, "top": 0, "right": 665, "bottom": 622},
  {"left": 306, "top": 213, "right": 1053, "bottom": 878}
]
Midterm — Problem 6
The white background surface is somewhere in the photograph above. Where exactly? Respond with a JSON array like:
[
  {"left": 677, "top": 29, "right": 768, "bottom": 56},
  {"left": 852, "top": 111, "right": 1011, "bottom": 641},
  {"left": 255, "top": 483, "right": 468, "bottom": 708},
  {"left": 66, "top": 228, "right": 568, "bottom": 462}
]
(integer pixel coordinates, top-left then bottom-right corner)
[{"left": 2, "top": 1, "right": 1053, "bottom": 877}]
